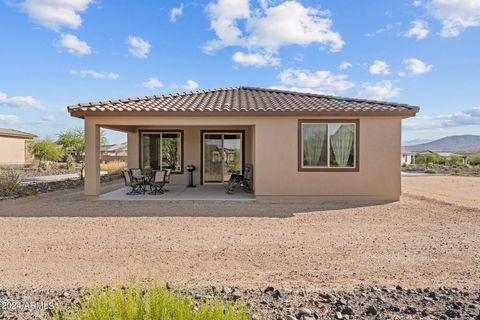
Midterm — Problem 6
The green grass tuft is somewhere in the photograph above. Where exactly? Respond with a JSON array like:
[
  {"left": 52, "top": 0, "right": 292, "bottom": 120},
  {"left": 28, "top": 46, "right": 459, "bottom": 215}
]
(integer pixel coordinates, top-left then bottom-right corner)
[{"left": 49, "top": 282, "right": 254, "bottom": 320}]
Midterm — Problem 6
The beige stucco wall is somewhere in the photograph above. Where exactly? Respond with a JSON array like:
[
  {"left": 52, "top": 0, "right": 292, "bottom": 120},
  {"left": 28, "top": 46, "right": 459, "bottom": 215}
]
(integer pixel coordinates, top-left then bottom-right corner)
[
  {"left": 84, "top": 115, "right": 402, "bottom": 199},
  {"left": 0, "top": 136, "right": 28, "bottom": 165}
]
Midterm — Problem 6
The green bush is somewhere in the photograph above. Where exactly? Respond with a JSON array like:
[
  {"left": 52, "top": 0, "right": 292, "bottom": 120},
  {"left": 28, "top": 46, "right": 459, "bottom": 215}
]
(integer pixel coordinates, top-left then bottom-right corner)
[
  {"left": 65, "top": 154, "right": 76, "bottom": 170},
  {"left": 50, "top": 282, "right": 253, "bottom": 320},
  {"left": 468, "top": 153, "right": 480, "bottom": 166},
  {"left": 99, "top": 162, "right": 108, "bottom": 172},
  {"left": 32, "top": 138, "right": 64, "bottom": 170},
  {"left": 424, "top": 168, "right": 437, "bottom": 174},
  {"left": 0, "top": 169, "right": 22, "bottom": 197},
  {"left": 416, "top": 153, "right": 443, "bottom": 167}
]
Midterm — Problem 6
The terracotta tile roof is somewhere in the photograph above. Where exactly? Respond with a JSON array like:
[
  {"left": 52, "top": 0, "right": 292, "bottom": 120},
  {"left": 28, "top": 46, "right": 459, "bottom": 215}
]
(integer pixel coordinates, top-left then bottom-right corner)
[
  {"left": 0, "top": 128, "right": 37, "bottom": 139},
  {"left": 68, "top": 86, "right": 419, "bottom": 117}
]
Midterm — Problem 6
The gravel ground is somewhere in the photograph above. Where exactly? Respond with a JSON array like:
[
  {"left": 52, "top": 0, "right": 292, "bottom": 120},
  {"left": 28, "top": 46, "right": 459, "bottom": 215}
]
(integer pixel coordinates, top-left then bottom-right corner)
[{"left": 0, "top": 176, "right": 479, "bottom": 319}]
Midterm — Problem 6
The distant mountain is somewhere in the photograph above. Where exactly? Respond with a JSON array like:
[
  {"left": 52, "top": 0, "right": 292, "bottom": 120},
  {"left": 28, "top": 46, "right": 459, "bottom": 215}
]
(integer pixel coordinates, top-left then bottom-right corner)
[
  {"left": 402, "top": 138, "right": 433, "bottom": 146},
  {"left": 404, "top": 135, "right": 480, "bottom": 153}
]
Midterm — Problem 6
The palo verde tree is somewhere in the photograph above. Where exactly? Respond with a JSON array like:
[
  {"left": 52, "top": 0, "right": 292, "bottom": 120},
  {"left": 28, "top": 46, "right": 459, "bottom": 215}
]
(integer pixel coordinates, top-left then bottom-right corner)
[{"left": 32, "top": 138, "right": 64, "bottom": 170}]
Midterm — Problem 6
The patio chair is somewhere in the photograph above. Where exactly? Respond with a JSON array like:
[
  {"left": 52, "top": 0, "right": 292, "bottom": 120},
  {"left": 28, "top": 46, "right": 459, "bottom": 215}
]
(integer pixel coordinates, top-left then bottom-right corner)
[
  {"left": 129, "top": 168, "right": 143, "bottom": 180},
  {"left": 122, "top": 170, "right": 142, "bottom": 195},
  {"left": 225, "top": 164, "right": 253, "bottom": 194},
  {"left": 149, "top": 170, "right": 167, "bottom": 195},
  {"left": 163, "top": 169, "right": 172, "bottom": 191}
]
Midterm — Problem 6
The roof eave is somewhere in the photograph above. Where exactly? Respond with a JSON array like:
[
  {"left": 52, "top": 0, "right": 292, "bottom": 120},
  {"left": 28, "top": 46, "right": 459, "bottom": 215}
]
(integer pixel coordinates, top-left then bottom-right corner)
[{"left": 68, "top": 109, "right": 419, "bottom": 119}]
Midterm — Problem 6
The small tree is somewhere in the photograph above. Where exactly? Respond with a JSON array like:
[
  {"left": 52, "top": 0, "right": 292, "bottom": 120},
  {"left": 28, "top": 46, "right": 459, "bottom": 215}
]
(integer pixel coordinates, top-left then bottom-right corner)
[
  {"left": 468, "top": 152, "right": 480, "bottom": 166},
  {"left": 57, "top": 128, "right": 108, "bottom": 180},
  {"left": 32, "top": 138, "right": 64, "bottom": 170},
  {"left": 415, "top": 153, "right": 442, "bottom": 168}
]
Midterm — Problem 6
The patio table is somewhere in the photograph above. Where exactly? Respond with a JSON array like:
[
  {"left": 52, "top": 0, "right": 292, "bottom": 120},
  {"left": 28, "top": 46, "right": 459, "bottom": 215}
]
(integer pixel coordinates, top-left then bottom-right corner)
[{"left": 132, "top": 175, "right": 152, "bottom": 194}]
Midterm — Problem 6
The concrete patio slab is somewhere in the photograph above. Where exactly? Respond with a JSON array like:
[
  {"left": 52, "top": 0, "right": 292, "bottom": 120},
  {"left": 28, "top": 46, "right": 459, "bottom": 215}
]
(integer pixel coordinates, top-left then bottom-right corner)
[{"left": 99, "top": 184, "right": 256, "bottom": 201}]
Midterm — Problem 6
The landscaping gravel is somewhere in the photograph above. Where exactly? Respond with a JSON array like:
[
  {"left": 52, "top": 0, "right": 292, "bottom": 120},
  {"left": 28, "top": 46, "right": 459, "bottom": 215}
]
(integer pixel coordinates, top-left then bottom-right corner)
[{"left": 1, "top": 285, "right": 479, "bottom": 319}]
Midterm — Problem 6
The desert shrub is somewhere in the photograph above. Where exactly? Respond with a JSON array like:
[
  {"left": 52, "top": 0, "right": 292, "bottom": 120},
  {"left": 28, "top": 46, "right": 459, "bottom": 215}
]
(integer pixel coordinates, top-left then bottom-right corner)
[
  {"left": 416, "top": 153, "right": 442, "bottom": 167},
  {"left": 452, "top": 168, "right": 463, "bottom": 176},
  {"left": 468, "top": 153, "right": 480, "bottom": 166},
  {"left": 424, "top": 168, "right": 437, "bottom": 174},
  {"left": 49, "top": 282, "right": 252, "bottom": 320},
  {"left": 65, "top": 154, "right": 76, "bottom": 170},
  {"left": 448, "top": 155, "right": 464, "bottom": 165},
  {"left": 472, "top": 166, "right": 480, "bottom": 175},
  {"left": 99, "top": 162, "right": 108, "bottom": 172},
  {"left": 0, "top": 169, "right": 22, "bottom": 197},
  {"left": 107, "top": 160, "right": 127, "bottom": 175}
]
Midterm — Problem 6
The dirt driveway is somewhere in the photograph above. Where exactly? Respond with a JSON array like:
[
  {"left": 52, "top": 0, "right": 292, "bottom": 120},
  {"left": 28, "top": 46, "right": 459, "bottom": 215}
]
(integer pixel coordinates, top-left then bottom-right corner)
[{"left": 0, "top": 177, "right": 479, "bottom": 291}]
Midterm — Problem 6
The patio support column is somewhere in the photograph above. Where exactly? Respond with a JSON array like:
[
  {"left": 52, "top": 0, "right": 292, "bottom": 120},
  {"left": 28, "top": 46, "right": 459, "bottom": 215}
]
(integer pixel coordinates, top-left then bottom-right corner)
[
  {"left": 84, "top": 119, "right": 100, "bottom": 196},
  {"left": 127, "top": 131, "right": 140, "bottom": 168}
]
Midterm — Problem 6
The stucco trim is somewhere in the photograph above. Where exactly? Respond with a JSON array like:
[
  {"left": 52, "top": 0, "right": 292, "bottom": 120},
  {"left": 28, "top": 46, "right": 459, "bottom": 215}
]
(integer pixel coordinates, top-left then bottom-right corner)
[{"left": 297, "top": 119, "right": 360, "bottom": 172}]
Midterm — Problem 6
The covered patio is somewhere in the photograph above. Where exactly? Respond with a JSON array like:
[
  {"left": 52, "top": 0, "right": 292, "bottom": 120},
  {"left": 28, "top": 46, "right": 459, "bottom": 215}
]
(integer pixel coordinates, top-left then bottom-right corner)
[{"left": 99, "top": 184, "right": 255, "bottom": 201}]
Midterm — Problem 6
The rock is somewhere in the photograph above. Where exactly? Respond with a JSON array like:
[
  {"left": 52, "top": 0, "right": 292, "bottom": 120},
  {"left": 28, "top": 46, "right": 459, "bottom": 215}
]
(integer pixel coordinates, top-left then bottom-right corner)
[
  {"left": 301, "top": 317, "right": 315, "bottom": 320},
  {"left": 445, "top": 309, "right": 458, "bottom": 318},
  {"left": 297, "top": 307, "right": 312, "bottom": 316},
  {"left": 365, "top": 305, "right": 377, "bottom": 316},
  {"left": 271, "top": 289, "right": 282, "bottom": 299},
  {"left": 263, "top": 286, "right": 274, "bottom": 293},
  {"left": 404, "top": 306, "right": 417, "bottom": 314},
  {"left": 335, "top": 311, "right": 343, "bottom": 319},
  {"left": 285, "top": 316, "right": 296, "bottom": 320}
]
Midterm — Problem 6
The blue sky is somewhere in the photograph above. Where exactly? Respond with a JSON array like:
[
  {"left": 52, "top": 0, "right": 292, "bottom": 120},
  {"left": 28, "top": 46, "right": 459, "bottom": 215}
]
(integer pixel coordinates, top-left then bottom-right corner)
[{"left": 1, "top": 0, "right": 479, "bottom": 144}]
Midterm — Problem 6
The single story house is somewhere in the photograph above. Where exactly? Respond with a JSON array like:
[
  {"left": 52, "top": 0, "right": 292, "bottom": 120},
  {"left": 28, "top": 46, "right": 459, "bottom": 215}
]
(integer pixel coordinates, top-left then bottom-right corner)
[
  {"left": 68, "top": 87, "right": 419, "bottom": 200},
  {"left": 0, "top": 128, "right": 37, "bottom": 166},
  {"left": 401, "top": 149, "right": 416, "bottom": 165}
]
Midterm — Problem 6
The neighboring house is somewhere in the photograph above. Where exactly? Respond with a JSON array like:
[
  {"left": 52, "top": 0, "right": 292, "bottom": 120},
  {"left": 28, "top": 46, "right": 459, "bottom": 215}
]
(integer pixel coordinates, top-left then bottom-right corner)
[
  {"left": 0, "top": 128, "right": 37, "bottom": 166},
  {"left": 100, "top": 142, "right": 128, "bottom": 162},
  {"left": 102, "top": 142, "right": 128, "bottom": 156},
  {"left": 68, "top": 87, "right": 419, "bottom": 200},
  {"left": 401, "top": 149, "right": 415, "bottom": 165}
]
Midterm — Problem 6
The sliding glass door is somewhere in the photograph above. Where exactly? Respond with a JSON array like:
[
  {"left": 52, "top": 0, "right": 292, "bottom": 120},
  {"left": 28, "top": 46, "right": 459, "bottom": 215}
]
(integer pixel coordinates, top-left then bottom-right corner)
[{"left": 203, "top": 132, "right": 242, "bottom": 183}]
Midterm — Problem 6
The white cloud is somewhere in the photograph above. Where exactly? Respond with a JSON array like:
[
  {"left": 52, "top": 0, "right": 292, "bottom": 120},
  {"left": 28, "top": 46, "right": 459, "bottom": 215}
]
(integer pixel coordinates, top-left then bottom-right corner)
[
  {"left": 70, "top": 69, "right": 120, "bottom": 80},
  {"left": 403, "top": 58, "right": 432, "bottom": 74},
  {"left": 170, "top": 3, "right": 184, "bottom": 22},
  {"left": 19, "top": 0, "right": 93, "bottom": 31},
  {"left": 398, "top": 71, "right": 407, "bottom": 77},
  {"left": 128, "top": 36, "right": 151, "bottom": 58},
  {"left": 426, "top": 0, "right": 480, "bottom": 37},
  {"left": 143, "top": 77, "right": 164, "bottom": 89},
  {"left": 56, "top": 33, "right": 91, "bottom": 55},
  {"left": 405, "top": 20, "right": 430, "bottom": 40},
  {"left": 413, "top": 1, "right": 423, "bottom": 7},
  {"left": 339, "top": 61, "right": 352, "bottom": 70},
  {"left": 0, "top": 91, "right": 44, "bottom": 111},
  {"left": 0, "top": 114, "right": 20, "bottom": 124},
  {"left": 232, "top": 51, "right": 280, "bottom": 67},
  {"left": 27, "top": 115, "right": 56, "bottom": 125},
  {"left": 204, "top": 0, "right": 344, "bottom": 56},
  {"left": 369, "top": 60, "right": 391, "bottom": 75},
  {"left": 183, "top": 80, "right": 199, "bottom": 90},
  {"left": 277, "top": 68, "right": 354, "bottom": 95},
  {"left": 358, "top": 80, "right": 400, "bottom": 100},
  {"left": 404, "top": 107, "right": 480, "bottom": 131}
]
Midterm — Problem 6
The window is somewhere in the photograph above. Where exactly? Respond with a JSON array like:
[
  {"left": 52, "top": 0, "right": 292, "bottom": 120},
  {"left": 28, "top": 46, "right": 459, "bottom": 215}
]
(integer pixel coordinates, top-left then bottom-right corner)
[
  {"left": 299, "top": 120, "right": 359, "bottom": 171},
  {"left": 141, "top": 131, "right": 183, "bottom": 173}
]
